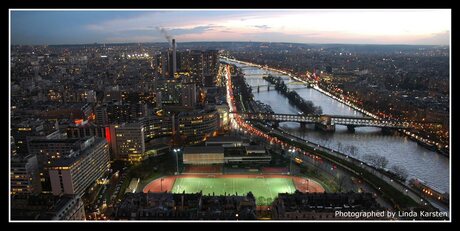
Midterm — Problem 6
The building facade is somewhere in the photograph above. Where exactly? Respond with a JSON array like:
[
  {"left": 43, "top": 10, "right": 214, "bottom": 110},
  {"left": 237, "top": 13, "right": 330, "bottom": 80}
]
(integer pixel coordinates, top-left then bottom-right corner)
[
  {"left": 11, "top": 154, "right": 42, "bottom": 195},
  {"left": 110, "top": 123, "right": 145, "bottom": 162},
  {"left": 48, "top": 137, "right": 110, "bottom": 196},
  {"left": 183, "top": 146, "right": 225, "bottom": 165},
  {"left": 177, "top": 109, "right": 219, "bottom": 145},
  {"left": 138, "top": 115, "right": 174, "bottom": 141},
  {"left": 11, "top": 194, "right": 86, "bottom": 220},
  {"left": 215, "top": 103, "right": 230, "bottom": 132},
  {"left": 113, "top": 192, "right": 256, "bottom": 220},
  {"left": 271, "top": 191, "right": 382, "bottom": 220},
  {"left": 27, "top": 138, "right": 91, "bottom": 192}
]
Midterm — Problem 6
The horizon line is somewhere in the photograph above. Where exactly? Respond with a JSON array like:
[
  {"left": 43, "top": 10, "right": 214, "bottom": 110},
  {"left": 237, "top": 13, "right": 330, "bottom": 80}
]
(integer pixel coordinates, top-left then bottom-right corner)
[{"left": 11, "top": 41, "right": 449, "bottom": 47}]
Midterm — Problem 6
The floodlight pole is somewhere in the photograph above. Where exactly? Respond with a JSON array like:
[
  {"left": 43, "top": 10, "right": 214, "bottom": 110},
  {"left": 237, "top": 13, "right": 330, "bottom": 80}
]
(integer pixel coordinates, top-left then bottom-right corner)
[{"left": 173, "top": 148, "right": 179, "bottom": 175}]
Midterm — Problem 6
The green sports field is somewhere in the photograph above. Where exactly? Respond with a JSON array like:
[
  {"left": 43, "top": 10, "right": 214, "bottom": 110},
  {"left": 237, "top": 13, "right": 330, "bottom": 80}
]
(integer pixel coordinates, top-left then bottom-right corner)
[{"left": 171, "top": 177, "right": 296, "bottom": 205}]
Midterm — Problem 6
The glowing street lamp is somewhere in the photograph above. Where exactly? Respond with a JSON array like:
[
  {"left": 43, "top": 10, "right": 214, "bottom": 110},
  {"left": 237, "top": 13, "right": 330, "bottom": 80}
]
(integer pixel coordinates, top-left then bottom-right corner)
[{"left": 173, "top": 148, "right": 180, "bottom": 174}]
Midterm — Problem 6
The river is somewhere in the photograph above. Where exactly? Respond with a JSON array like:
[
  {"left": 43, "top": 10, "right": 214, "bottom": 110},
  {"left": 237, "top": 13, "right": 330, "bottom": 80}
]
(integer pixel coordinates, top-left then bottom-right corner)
[{"left": 224, "top": 60, "right": 449, "bottom": 193}]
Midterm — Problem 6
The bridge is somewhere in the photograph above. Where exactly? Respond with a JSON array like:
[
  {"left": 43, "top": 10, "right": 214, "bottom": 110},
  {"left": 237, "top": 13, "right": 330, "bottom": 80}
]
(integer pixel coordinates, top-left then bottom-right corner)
[
  {"left": 242, "top": 73, "right": 268, "bottom": 78},
  {"left": 250, "top": 82, "right": 311, "bottom": 92},
  {"left": 233, "top": 112, "right": 428, "bottom": 132}
]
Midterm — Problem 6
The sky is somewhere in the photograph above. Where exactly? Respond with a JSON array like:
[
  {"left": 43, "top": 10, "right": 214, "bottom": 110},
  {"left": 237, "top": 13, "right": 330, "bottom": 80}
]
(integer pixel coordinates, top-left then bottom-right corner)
[{"left": 10, "top": 9, "right": 451, "bottom": 45}]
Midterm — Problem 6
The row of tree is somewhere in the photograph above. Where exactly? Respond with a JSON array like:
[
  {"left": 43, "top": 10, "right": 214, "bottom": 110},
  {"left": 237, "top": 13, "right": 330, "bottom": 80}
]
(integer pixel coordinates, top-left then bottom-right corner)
[{"left": 264, "top": 75, "right": 322, "bottom": 114}]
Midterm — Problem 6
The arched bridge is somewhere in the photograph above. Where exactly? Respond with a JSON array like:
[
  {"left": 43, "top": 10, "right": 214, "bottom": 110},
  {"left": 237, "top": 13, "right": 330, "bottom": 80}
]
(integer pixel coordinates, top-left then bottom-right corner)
[{"left": 233, "top": 112, "right": 431, "bottom": 132}]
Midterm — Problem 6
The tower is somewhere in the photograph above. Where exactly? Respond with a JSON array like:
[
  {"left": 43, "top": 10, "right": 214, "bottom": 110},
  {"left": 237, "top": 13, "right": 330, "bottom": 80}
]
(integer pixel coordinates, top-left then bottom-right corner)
[{"left": 172, "top": 39, "right": 177, "bottom": 77}]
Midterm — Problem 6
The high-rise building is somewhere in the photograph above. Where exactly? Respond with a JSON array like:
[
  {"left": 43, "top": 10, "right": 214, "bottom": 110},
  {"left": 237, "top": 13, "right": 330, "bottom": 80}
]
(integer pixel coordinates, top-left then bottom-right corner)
[
  {"left": 138, "top": 116, "right": 174, "bottom": 141},
  {"left": 106, "top": 102, "right": 131, "bottom": 124},
  {"left": 27, "top": 137, "right": 96, "bottom": 193},
  {"left": 203, "top": 50, "right": 219, "bottom": 78},
  {"left": 156, "top": 78, "right": 182, "bottom": 107},
  {"left": 179, "top": 50, "right": 191, "bottom": 72},
  {"left": 103, "top": 90, "right": 122, "bottom": 103},
  {"left": 106, "top": 102, "right": 147, "bottom": 124},
  {"left": 189, "top": 50, "right": 204, "bottom": 85},
  {"left": 110, "top": 123, "right": 145, "bottom": 162},
  {"left": 159, "top": 51, "right": 170, "bottom": 78},
  {"left": 11, "top": 155, "right": 42, "bottom": 195},
  {"left": 11, "top": 118, "right": 59, "bottom": 157},
  {"left": 48, "top": 137, "right": 110, "bottom": 196},
  {"left": 177, "top": 108, "right": 219, "bottom": 145},
  {"left": 181, "top": 82, "right": 197, "bottom": 108},
  {"left": 94, "top": 104, "right": 109, "bottom": 125},
  {"left": 66, "top": 123, "right": 108, "bottom": 140}
]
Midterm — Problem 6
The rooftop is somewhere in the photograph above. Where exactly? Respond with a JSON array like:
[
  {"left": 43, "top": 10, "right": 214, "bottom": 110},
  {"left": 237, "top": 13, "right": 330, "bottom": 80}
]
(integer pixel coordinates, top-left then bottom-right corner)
[
  {"left": 50, "top": 137, "right": 106, "bottom": 167},
  {"left": 11, "top": 194, "right": 81, "bottom": 220},
  {"left": 206, "top": 135, "right": 244, "bottom": 143},
  {"left": 183, "top": 146, "right": 224, "bottom": 155}
]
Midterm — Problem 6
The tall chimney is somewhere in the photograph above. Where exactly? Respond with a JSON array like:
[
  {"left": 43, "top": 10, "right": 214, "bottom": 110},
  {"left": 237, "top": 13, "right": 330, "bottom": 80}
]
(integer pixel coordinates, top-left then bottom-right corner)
[{"left": 172, "top": 39, "right": 177, "bottom": 77}]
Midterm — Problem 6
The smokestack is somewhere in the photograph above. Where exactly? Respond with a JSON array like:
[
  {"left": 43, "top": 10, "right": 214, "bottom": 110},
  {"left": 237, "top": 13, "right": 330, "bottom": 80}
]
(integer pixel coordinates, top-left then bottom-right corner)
[{"left": 172, "top": 38, "right": 177, "bottom": 77}]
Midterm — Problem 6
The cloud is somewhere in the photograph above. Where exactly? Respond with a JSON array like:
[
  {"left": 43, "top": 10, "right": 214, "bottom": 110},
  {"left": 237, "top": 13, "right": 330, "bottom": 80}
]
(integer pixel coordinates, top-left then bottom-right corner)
[
  {"left": 76, "top": 10, "right": 452, "bottom": 45},
  {"left": 253, "top": 25, "right": 271, "bottom": 30},
  {"left": 169, "top": 25, "right": 216, "bottom": 35},
  {"left": 106, "top": 35, "right": 160, "bottom": 43},
  {"left": 412, "top": 31, "right": 450, "bottom": 45}
]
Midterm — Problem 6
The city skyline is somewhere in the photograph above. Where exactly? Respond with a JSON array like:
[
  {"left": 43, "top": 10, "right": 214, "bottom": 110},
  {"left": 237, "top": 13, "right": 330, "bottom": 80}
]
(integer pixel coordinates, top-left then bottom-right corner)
[
  {"left": 11, "top": 9, "right": 450, "bottom": 45},
  {"left": 9, "top": 8, "right": 450, "bottom": 221}
]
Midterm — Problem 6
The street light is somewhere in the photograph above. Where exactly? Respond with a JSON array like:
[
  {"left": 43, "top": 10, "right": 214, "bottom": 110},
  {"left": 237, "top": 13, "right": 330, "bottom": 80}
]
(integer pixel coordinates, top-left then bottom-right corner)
[
  {"left": 288, "top": 149, "right": 296, "bottom": 175},
  {"left": 173, "top": 148, "right": 180, "bottom": 175}
]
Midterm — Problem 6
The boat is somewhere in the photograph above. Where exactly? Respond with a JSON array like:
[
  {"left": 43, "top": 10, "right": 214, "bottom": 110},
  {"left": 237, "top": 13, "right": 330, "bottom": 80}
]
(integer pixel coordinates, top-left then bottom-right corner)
[
  {"left": 416, "top": 140, "right": 438, "bottom": 151},
  {"left": 409, "top": 178, "right": 449, "bottom": 205},
  {"left": 438, "top": 147, "right": 449, "bottom": 157}
]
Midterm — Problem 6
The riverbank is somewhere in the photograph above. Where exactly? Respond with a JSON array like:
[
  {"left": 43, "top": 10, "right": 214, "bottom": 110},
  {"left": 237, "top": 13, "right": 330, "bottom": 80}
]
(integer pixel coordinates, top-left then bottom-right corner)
[
  {"left": 221, "top": 56, "right": 449, "bottom": 157},
  {"left": 227, "top": 62, "right": 435, "bottom": 211},
  {"left": 223, "top": 57, "right": 449, "bottom": 194}
]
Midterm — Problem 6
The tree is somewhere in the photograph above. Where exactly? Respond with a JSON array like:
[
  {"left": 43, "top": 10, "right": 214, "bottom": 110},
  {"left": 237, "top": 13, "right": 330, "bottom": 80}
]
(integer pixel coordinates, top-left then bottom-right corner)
[
  {"left": 315, "top": 106, "right": 323, "bottom": 115},
  {"left": 391, "top": 165, "right": 409, "bottom": 181},
  {"left": 266, "top": 198, "right": 273, "bottom": 206},
  {"left": 374, "top": 156, "right": 389, "bottom": 169},
  {"left": 337, "top": 174, "right": 347, "bottom": 192},
  {"left": 258, "top": 196, "right": 266, "bottom": 205},
  {"left": 337, "top": 142, "right": 343, "bottom": 152},
  {"left": 348, "top": 145, "right": 358, "bottom": 157},
  {"left": 362, "top": 154, "right": 373, "bottom": 164},
  {"left": 362, "top": 154, "right": 387, "bottom": 169},
  {"left": 321, "top": 135, "right": 331, "bottom": 147}
]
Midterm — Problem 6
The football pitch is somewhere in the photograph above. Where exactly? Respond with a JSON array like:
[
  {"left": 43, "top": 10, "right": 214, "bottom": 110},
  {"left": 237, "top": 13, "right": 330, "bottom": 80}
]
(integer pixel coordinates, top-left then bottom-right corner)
[{"left": 171, "top": 177, "right": 296, "bottom": 205}]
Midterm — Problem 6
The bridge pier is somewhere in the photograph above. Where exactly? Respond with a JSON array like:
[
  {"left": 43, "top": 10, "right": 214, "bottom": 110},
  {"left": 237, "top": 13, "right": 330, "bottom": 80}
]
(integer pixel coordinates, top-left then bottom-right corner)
[
  {"left": 381, "top": 127, "right": 394, "bottom": 135},
  {"left": 315, "top": 123, "right": 335, "bottom": 132},
  {"left": 267, "top": 86, "right": 270, "bottom": 91},
  {"left": 347, "top": 125, "right": 355, "bottom": 133},
  {"left": 300, "top": 122, "right": 307, "bottom": 129},
  {"left": 271, "top": 122, "right": 279, "bottom": 128},
  {"left": 257, "top": 86, "right": 260, "bottom": 93}
]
